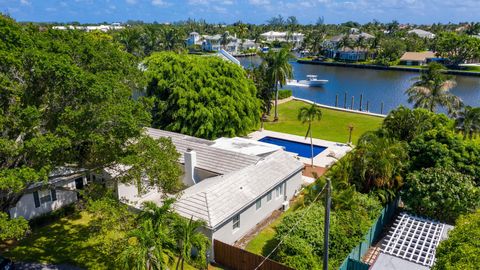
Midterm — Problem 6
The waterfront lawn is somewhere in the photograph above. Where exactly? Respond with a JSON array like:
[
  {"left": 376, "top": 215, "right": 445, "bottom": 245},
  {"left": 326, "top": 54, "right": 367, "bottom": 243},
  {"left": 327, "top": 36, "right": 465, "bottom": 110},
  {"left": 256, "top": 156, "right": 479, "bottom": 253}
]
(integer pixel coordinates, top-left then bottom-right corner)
[{"left": 264, "top": 100, "right": 383, "bottom": 144}]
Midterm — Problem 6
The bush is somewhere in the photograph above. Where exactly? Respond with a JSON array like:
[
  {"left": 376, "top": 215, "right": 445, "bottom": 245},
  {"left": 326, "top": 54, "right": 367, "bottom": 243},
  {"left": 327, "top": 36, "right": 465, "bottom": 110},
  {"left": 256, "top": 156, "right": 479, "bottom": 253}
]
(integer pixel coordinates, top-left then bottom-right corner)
[
  {"left": 402, "top": 168, "right": 479, "bottom": 223},
  {"left": 277, "top": 89, "right": 292, "bottom": 100},
  {"left": 273, "top": 193, "right": 381, "bottom": 269},
  {"left": 433, "top": 210, "right": 480, "bottom": 270}
]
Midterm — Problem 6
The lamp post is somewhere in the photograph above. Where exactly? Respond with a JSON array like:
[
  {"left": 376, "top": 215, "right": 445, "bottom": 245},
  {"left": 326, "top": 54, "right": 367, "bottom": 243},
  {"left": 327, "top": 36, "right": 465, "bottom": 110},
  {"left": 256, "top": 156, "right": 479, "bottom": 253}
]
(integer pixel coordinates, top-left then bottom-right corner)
[{"left": 348, "top": 124, "right": 354, "bottom": 144}]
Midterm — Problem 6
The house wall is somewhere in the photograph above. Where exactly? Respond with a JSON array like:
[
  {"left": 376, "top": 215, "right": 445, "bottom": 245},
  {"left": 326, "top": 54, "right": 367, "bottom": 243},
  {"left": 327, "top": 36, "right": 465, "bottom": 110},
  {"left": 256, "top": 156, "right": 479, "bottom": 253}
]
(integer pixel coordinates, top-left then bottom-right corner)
[
  {"left": 9, "top": 176, "right": 87, "bottom": 220},
  {"left": 211, "top": 171, "right": 303, "bottom": 245}
]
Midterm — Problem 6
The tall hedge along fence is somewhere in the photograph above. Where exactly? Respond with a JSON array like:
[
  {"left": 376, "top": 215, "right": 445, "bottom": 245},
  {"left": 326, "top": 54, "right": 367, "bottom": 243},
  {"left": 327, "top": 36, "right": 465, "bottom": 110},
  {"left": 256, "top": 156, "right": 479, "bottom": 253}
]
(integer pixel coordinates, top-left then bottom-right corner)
[{"left": 338, "top": 198, "right": 399, "bottom": 270}]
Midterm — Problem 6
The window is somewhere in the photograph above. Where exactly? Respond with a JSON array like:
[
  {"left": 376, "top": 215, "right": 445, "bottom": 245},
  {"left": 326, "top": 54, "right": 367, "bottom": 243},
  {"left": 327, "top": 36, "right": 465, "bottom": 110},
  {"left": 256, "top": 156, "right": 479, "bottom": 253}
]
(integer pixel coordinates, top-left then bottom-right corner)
[
  {"left": 267, "top": 191, "right": 272, "bottom": 202},
  {"left": 233, "top": 214, "right": 240, "bottom": 230},
  {"left": 256, "top": 198, "right": 262, "bottom": 210},
  {"left": 275, "top": 183, "right": 284, "bottom": 199},
  {"left": 39, "top": 189, "right": 52, "bottom": 204}
]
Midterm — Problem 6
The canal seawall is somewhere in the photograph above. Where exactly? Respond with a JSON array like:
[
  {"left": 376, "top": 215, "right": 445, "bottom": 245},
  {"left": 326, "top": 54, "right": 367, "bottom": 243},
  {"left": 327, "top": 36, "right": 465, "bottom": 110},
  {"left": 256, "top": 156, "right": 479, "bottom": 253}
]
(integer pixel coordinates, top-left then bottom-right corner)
[
  {"left": 292, "top": 97, "right": 387, "bottom": 118},
  {"left": 297, "top": 60, "right": 480, "bottom": 77}
]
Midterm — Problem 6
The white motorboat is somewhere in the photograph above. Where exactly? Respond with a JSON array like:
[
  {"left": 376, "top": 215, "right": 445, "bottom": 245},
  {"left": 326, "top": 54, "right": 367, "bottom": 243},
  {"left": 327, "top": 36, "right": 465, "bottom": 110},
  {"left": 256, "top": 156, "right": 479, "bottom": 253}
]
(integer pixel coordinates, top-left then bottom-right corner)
[{"left": 298, "top": 75, "right": 328, "bottom": 87}]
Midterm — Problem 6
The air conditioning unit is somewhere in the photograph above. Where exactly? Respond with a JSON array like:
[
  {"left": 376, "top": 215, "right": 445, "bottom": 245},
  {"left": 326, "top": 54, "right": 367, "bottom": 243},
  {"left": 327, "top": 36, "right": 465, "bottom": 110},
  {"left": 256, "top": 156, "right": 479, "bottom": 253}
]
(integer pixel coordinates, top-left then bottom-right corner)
[{"left": 282, "top": 201, "right": 290, "bottom": 211}]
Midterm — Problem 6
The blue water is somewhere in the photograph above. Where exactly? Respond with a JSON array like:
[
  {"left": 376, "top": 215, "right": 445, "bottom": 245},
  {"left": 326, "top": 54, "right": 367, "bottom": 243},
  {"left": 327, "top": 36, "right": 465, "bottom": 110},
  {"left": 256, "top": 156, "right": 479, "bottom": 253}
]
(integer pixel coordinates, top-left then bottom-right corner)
[
  {"left": 258, "top": 136, "right": 327, "bottom": 158},
  {"left": 238, "top": 56, "right": 480, "bottom": 114}
]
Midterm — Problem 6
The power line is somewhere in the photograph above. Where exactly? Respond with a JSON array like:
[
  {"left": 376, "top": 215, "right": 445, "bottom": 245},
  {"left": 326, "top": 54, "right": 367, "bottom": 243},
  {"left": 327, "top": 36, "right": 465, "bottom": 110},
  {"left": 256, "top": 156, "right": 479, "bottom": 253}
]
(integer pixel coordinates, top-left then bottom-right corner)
[{"left": 253, "top": 182, "right": 329, "bottom": 270}]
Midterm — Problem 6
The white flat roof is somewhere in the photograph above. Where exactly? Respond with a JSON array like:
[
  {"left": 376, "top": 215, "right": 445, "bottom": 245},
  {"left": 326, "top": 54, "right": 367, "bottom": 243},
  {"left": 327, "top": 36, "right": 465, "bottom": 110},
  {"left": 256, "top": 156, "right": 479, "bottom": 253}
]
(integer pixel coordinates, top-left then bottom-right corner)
[{"left": 211, "top": 137, "right": 282, "bottom": 156}]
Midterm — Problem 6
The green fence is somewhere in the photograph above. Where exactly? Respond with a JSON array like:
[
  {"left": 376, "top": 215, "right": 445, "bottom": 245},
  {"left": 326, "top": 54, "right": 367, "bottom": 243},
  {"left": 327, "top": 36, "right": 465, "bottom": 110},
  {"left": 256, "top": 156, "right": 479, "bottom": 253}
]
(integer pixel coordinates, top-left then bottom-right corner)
[{"left": 338, "top": 198, "right": 399, "bottom": 270}]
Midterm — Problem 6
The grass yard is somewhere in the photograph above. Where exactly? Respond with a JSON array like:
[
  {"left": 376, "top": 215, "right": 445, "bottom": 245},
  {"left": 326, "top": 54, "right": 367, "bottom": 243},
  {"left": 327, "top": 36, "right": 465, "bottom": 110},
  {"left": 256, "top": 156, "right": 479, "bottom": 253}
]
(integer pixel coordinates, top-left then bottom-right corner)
[
  {"left": 2, "top": 212, "right": 201, "bottom": 270},
  {"left": 263, "top": 100, "right": 383, "bottom": 144},
  {"left": 245, "top": 196, "right": 305, "bottom": 256}
]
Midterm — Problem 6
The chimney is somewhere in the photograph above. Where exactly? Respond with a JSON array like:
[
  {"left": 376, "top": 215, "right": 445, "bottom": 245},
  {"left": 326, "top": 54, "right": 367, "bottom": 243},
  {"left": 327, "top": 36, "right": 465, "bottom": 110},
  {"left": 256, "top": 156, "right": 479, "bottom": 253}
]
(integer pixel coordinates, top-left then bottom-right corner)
[{"left": 184, "top": 148, "right": 197, "bottom": 186}]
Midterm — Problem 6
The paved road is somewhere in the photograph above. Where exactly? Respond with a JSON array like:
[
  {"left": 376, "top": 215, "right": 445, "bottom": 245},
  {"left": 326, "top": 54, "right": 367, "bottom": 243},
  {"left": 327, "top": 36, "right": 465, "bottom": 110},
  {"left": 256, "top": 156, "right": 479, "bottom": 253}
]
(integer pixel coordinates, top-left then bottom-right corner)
[{"left": 15, "top": 262, "right": 83, "bottom": 270}]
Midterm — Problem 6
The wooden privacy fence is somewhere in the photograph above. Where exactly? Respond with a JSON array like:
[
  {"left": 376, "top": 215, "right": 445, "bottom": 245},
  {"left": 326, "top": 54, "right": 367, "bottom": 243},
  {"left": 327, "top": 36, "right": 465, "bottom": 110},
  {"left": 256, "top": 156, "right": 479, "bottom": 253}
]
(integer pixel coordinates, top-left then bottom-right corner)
[{"left": 214, "top": 240, "right": 294, "bottom": 270}]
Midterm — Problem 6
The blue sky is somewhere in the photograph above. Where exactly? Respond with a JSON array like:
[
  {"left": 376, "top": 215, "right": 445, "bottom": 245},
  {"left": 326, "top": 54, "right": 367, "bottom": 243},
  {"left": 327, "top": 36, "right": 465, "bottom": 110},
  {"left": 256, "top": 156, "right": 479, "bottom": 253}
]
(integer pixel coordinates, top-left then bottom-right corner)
[{"left": 2, "top": 0, "right": 480, "bottom": 24}]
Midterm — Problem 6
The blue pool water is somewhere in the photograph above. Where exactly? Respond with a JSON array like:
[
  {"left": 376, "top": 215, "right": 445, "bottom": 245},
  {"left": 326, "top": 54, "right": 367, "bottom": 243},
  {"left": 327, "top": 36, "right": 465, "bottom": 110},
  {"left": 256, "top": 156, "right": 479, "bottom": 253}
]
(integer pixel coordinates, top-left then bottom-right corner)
[{"left": 258, "top": 136, "right": 327, "bottom": 158}]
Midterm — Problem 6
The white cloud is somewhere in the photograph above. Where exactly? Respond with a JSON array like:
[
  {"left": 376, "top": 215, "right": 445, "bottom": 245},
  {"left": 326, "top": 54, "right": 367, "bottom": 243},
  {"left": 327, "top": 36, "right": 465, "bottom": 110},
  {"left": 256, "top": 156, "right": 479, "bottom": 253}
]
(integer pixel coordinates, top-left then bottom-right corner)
[
  {"left": 126, "top": 0, "right": 137, "bottom": 4},
  {"left": 249, "top": 0, "right": 270, "bottom": 5},
  {"left": 19, "top": 0, "right": 31, "bottom": 5},
  {"left": 151, "top": 0, "right": 168, "bottom": 6}
]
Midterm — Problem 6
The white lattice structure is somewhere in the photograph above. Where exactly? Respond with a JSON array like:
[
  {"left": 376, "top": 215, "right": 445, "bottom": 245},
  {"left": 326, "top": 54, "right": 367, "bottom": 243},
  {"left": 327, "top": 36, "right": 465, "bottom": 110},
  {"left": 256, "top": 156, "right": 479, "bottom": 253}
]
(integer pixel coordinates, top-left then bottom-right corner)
[{"left": 382, "top": 213, "right": 446, "bottom": 267}]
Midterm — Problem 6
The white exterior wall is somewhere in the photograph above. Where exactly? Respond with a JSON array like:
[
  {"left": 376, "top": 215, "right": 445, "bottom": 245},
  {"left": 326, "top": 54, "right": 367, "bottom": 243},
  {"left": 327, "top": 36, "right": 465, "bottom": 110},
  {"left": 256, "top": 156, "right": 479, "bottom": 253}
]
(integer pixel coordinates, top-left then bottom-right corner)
[
  {"left": 9, "top": 177, "right": 86, "bottom": 220},
  {"left": 211, "top": 171, "right": 303, "bottom": 245}
]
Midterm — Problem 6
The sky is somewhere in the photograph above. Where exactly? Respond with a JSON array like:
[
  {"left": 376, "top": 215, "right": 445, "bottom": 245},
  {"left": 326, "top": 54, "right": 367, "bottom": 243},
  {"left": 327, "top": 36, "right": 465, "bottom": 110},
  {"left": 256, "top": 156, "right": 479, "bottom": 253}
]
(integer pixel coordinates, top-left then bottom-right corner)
[{"left": 2, "top": 0, "right": 480, "bottom": 25}]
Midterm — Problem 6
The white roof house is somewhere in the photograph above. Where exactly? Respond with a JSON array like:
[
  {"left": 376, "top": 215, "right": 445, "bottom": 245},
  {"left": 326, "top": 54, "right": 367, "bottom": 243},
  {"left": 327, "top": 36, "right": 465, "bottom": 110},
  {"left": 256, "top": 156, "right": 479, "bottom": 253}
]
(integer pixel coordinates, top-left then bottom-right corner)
[
  {"left": 133, "top": 128, "right": 305, "bottom": 247},
  {"left": 175, "top": 150, "right": 303, "bottom": 228},
  {"left": 260, "top": 31, "right": 304, "bottom": 44},
  {"left": 408, "top": 29, "right": 436, "bottom": 39}
]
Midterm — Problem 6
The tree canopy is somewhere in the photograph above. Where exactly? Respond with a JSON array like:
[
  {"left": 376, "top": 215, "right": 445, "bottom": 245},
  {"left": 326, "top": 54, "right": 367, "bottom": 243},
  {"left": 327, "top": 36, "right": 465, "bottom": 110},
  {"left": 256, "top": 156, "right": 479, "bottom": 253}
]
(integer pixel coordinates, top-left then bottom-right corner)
[
  {"left": 0, "top": 15, "right": 181, "bottom": 239},
  {"left": 402, "top": 168, "right": 479, "bottom": 223},
  {"left": 144, "top": 52, "right": 261, "bottom": 139},
  {"left": 433, "top": 210, "right": 480, "bottom": 270}
]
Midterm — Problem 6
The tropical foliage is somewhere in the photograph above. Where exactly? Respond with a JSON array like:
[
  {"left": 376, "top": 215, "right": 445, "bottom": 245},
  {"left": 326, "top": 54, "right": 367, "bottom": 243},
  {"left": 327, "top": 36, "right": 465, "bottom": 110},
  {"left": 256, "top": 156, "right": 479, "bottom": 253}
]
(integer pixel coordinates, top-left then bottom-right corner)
[
  {"left": 405, "top": 63, "right": 462, "bottom": 115},
  {"left": 261, "top": 48, "right": 293, "bottom": 121},
  {"left": 433, "top": 210, "right": 480, "bottom": 270},
  {"left": 402, "top": 168, "right": 479, "bottom": 223},
  {"left": 273, "top": 193, "right": 381, "bottom": 269},
  {"left": 144, "top": 52, "right": 261, "bottom": 139},
  {"left": 0, "top": 15, "right": 181, "bottom": 239},
  {"left": 455, "top": 106, "right": 480, "bottom": 139},
  {"left": 298, "top": 103, "right": 322, "bottom": 166}
]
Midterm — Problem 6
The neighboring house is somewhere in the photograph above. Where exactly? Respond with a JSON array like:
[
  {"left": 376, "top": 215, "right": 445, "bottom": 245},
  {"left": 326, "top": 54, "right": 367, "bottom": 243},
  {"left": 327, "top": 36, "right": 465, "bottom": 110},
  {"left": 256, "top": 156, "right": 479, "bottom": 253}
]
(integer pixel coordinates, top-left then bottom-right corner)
[
  {"left": 9, "top": 167, "right": 88, "bottom": 220},
  {"left": 202, "top": 34, "right": 224, "bottom": 52},
  {"left": 399, "top": 51, "right": 436, "bottom": 66},
  {"left": 115, "top": 128, "right": 304, "bottom": 249},
  {"left": 186, "top": 32, "right": 203, "bottom": 47},
  {"left": 260, "top": 31, "right": 304, "bottom": 46},
  {"left": 408, "top": 29, "right": 436, "bottom": 39},
  {"left": 323, "top": 32, "right": 375, "bottom": 60}
]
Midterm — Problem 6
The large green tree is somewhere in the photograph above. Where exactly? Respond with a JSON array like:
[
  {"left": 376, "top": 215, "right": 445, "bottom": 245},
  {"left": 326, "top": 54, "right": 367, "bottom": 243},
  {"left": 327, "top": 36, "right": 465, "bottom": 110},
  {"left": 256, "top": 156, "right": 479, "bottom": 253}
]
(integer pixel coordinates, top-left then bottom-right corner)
[
  {"left": 144, "top": 52, "right": 261, "bottom": 139},
  {"left": 433, "top": 32, "right": 480, "bottom": 66},
  {"left": 0, "top": 16, "right": 181, "bottom": 238},
  {"left": 402, "top": 168, "right": 479, "bottom": 222}
]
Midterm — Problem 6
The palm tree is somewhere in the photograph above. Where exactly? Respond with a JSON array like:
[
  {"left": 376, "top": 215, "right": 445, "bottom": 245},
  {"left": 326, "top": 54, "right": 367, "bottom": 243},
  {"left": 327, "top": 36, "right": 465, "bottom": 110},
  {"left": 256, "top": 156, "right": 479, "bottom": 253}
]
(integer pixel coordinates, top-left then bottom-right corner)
[
  {"left": 262, "top": 48, "right": 293, "bottom": 121},
  {"left": 161, "top": 27, "right": 185, "bottom": 52},
  {"left": 405, "top": 62, "right": 463, "bottom": 115},
  {"left": 117, "top": 219, "right": 174, "bottom": 270},
  {"left": 220, "top": 31, "right": 231, "bottom": 50},
  {"left": 352, "top": 132, "right": 408, "bottom": 200},
  {"left": 298, "top": 103, "right": 322, "bottom": 167},
  {"left": 174, "top": 217, "right": 210, "bottom": 270},
  {"left": 455, "top": 106, "right": 480, "bottom": 139}
]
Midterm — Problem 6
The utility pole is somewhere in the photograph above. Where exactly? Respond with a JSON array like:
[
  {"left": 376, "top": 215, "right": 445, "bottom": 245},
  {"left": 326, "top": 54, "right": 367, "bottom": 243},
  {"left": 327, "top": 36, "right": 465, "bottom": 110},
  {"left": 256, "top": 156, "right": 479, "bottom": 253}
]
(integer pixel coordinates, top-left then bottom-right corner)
[{"left": 323, "top": 178, "right": 331, "bottom": 270}]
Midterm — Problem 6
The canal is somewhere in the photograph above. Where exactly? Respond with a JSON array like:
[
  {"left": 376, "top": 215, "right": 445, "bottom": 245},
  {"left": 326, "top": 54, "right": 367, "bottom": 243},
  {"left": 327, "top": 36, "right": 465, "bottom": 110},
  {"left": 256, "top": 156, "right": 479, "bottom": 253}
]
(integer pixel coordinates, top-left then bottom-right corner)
[{"left": 239, "top": 56, "right": 480, "bottom": 114}]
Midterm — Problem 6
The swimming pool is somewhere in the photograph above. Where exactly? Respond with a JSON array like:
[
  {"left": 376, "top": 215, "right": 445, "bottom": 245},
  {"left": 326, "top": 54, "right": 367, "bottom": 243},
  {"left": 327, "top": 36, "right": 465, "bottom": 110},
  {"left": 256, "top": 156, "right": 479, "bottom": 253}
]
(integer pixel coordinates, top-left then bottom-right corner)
[{"left": 258, "top": 136, "right": 327, "bottom": 158}]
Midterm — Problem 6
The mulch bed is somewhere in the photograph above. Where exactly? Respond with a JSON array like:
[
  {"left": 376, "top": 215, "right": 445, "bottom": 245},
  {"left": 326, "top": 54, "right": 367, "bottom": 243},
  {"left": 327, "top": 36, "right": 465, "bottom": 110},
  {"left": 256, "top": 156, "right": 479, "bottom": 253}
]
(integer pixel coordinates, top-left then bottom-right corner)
[{"left": 302, "top": 165, "right": 327, "bottom": 178}]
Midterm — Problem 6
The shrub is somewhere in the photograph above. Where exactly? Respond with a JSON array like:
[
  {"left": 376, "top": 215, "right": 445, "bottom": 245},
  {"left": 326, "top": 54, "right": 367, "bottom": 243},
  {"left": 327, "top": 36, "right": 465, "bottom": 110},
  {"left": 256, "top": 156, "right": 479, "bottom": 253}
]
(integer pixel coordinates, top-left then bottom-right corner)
[
  {"left": 402, "top": 168, "right": 479, "bottom": 223},
  {"left": 277, "top": 89, "right": 292, "bottom": 100},
  {"left": 433, "top": 210, "right": 480, "bottom": 270}
]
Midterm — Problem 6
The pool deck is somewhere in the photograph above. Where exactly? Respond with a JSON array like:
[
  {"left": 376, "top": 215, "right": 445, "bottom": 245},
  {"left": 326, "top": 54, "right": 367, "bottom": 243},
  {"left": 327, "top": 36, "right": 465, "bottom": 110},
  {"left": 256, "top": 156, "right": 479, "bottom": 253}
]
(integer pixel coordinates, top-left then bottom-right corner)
[{"left": 247, "top": 130, "right": 352, "bottom": 168}]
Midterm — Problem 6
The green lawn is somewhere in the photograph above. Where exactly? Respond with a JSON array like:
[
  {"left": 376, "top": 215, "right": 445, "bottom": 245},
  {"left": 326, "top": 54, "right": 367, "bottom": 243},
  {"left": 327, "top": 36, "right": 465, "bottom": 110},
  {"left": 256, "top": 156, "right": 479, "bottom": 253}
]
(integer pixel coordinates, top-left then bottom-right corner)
[
  {"left": 263, "top": 100, "right": 384, "bottom": 144},
  {"left": 245, "top": 196, "right": 305, "bottom": 256},
  {"left": 2, "top": 212, "right": 199, "bottom": 270}
]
